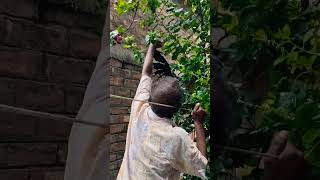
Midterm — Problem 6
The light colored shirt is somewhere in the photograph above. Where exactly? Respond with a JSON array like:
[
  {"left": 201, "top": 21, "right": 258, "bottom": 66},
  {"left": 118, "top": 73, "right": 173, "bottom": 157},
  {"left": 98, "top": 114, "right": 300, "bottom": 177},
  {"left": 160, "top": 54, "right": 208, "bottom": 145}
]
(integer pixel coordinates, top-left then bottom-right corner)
[{"left": 117, "top": 75, "right": 208, "bottom": 180}]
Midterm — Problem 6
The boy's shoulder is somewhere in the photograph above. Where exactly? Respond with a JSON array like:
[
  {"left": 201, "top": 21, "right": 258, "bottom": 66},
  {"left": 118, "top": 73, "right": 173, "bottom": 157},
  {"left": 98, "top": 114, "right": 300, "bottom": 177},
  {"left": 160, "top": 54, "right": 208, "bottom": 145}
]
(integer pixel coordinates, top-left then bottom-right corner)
[{"left": 163, "top": 125, "right": 190, "bottom": 142}]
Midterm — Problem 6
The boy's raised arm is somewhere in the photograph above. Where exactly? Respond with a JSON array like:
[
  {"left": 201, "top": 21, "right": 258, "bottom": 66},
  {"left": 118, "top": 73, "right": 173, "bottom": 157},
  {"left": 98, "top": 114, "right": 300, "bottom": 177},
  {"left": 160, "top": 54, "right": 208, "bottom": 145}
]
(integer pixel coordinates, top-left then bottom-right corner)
[{"left": 142, "top": 44, "right": 156, "bottom": 76}]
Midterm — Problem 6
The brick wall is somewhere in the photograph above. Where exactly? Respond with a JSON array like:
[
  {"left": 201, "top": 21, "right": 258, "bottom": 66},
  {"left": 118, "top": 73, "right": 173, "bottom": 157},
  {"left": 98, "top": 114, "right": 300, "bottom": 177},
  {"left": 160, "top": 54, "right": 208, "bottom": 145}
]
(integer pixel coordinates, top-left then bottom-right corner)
[
  {"left": 0, "top": 0, "right": 104, "bottom": 179},
  {"left": 109, "top": 45, "right": 142, "bottom": 179}
]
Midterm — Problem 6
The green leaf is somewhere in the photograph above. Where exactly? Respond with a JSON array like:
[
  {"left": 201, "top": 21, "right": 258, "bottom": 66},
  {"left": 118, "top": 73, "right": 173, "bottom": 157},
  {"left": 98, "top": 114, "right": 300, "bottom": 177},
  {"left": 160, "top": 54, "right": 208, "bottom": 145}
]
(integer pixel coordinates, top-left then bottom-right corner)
[
  {"left": 295, "top": 103, "right": 320, "bottom": 128},
  {"left": 282, "top": 24, "right": 291, "bottom": 39},
  {"left": 303, "top": 129, "right": 320, "bottom": 149},
  {"left": 116, "top": 26, "right": 125, "bottom": 34},
  {"left": 303, "top": 28, "right": 314, "bottom": 44},
  {"left": 110, "top": 30, "right": 119, "bottom": 38},
  {"left": 255, "top": 29, "right": 267, "bottom": 41},
  {"left": 273, "top": 55, "right": 287, "bottom": 66},
  {"left": 147, "top": 0, "right": 160, "bottom": 13}
]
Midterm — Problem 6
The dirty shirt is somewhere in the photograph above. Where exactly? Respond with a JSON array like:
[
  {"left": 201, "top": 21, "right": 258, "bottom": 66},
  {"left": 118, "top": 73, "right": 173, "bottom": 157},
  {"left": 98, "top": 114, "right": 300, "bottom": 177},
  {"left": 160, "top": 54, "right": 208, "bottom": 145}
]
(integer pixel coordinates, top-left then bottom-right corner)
[{"left": 116, "top": 75, "right": 208, "bottom": 180}]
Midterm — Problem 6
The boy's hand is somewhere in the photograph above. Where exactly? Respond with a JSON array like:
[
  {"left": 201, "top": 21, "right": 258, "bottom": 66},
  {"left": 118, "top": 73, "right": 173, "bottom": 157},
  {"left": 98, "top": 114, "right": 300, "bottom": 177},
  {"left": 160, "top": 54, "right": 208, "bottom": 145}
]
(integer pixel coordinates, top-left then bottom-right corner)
[
  {"left": 153, "top": 41, "right": 163, "bottom": 49},
  {"left": 192, "top": 103, "right": 206, "bottom": 124}
]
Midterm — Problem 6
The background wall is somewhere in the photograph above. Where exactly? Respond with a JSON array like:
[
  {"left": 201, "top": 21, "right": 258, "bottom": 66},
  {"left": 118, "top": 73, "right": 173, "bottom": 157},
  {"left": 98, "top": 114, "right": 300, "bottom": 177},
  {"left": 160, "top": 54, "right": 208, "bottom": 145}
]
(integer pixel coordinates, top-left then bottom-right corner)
[
  {"left": 109, "top": 45, "right": 142, "bottom": 179},
  {"left": 0, "top": 0, "right": 104, "bottom": 179}
]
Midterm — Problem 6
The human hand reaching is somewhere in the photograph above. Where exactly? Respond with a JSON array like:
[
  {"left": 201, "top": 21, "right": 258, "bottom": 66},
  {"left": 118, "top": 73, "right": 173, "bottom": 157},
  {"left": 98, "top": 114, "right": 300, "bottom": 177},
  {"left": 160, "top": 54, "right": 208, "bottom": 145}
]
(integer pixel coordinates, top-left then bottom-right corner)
[
  {"left": 263, "top": 130, "right": 308, "bottom": 180},
  {"left": 192, "top": 103, "right": 206, "bottom": 124}
]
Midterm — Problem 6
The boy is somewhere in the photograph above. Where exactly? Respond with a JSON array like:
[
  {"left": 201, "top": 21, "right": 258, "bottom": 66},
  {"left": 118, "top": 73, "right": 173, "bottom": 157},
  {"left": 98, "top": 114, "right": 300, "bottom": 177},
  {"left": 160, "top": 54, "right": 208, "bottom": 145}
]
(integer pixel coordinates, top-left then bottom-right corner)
[{"left": 117, "top": 43, "right": 208, "bottom": 179}]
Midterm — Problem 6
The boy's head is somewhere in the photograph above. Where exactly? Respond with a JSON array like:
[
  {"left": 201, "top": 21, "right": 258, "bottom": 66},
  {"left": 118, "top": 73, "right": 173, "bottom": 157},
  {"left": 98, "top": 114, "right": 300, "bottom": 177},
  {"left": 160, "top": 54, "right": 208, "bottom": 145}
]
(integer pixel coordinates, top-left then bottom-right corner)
[{"left": 150, "top": 76, "right": 183, "bottom": 119}]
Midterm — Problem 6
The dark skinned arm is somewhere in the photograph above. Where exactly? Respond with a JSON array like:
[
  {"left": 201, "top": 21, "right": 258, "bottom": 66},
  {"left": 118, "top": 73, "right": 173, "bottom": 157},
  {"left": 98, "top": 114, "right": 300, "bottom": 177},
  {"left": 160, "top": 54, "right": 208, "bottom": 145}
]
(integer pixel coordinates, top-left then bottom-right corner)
[
  {"left": 192, "top": 103, "right": 207, "bottom": 159},
  {"left": 142, "top": 44, "right": 156, "bottom": 76}
]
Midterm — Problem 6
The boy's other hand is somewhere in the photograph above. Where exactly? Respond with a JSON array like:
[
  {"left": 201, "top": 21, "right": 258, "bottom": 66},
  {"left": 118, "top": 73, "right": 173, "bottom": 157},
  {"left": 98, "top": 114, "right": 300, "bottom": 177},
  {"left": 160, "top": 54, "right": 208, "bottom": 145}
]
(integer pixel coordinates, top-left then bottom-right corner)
[{"left": 192, "top": 103, "right": 205, "bottom": 124}]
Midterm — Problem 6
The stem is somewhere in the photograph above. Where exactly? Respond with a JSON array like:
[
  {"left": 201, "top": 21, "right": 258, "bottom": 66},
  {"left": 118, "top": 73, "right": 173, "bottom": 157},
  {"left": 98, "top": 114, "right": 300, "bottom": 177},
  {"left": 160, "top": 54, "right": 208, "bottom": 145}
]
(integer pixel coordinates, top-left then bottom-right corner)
[
  {"left": 289, "top": 42, "right": 320, "bottom": 56},
  {"left": 124, "top": 1, "right": 139, "bottom": 33},
  {"left": 305, "top": 139, "right": 320, "bottom": 159}
]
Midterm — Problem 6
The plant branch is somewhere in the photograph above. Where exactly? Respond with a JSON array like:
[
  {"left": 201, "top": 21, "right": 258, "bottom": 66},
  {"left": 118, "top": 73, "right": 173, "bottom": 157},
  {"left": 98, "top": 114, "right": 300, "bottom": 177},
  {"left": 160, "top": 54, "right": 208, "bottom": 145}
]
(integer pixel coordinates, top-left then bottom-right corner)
[{"left": 124, "top": 1, "right": 139, "bottom": 33}]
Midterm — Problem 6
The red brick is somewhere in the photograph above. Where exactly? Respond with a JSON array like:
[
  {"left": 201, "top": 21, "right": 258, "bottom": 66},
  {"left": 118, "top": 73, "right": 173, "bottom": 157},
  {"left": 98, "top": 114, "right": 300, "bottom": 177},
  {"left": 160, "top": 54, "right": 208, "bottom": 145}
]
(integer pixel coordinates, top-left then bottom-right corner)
[
  {"left": 28, "top": 167, "right": 65, "bottom": 180},
  {"left": 110, "top": 76, "right": 124, "bottom": 86},
  {"left": 47, "top": 55, "right": 95, "bottom": 84},
  {"left": 36, "top": 118, "right": 72, "bottom": 138},
  {"left": 111, "top": 67, "right": 125, "bottom": 77},
  {"left": 123, "top": 69, "right": 131, "bottom": 78},
  {"left": 110, "top": 153, "right": 117, "bottom": 162},
  {"left": 124, "top": 79, "right": 139, "bottom": 88},
  {"left": 131, "top": 70, "right": 141, "bottom": 80},
  {"left": 15, "top": 80, "right": 65, "bottom": 113},
  {"left": 0, "top": 78, "right": 15, "bottom": 105},
  {"left": 110, "top": 170, "right": 119, "bottom": 180},
  {"left": 110, "top": 97, "right": 122, "bottom": 106},
  {"left": 110, "top": 115, "right": 130, "bottom": 124},
  {"left": 123, "top": 63, "right": 134, "bottom": 70},
  {"left": 57, "top": 144, "right": 68, "bottom": 164},
  {"left": 69, "top": 30, "right": 101, "bottom": 59},
  {"left": 111, "top": 142, "right": 126, "bottom": 152},
  {"left": 110, "top": 58, "right": 122, "bottom": 68},
  {"left": 65, "top": 85, "right": 86, "bottom": 114},
  {"left": 110, "top": 124, "right": 127, "bottom": 134},
  {"left": 0, "top": 145, "right": 7, "bottom": 166},
  {"left": 0, "top": 169, "right": 28, "bottom": 180},
  {"left": 110, "top": 133, "right": 127, "bottom": 143},
  {"left": 0, "top": 111, "right": 35, "bottom": 137},
  {"left": 130, "top": 90, "right": 137, "bottom": 97},
  {"left": 110, "top": 87, "right": 130, "bottom": 97},
  {"left": 2, "top": 19, "right": 67, "bottom": 55},
  {"left": 73, "top": 12, "right": 104, "bottom": 35},
  {"left": 44, "top": 25, "right": 68, "bottom": 55},
  {"left": 43, "top": 170, "right": 64, "bottom": 180},
  {"left": 0, "top": 0, "right": 35, "bottom": 19},
  {"left": 0, "top": 16, "right": 6, "bottom": 42},
  {"left": 110, "top": 159, "right": 123, "bottom": 170},
  {"left": 2, "top": 18, "right": 45, "bottom": 50},
  {"left": 0, "top": 46, "right": 42, "bottom": 79},
  {"left": 7, "top": 144, "right": 57, "bottom": 166},
  {"left": 121, "top": 98, "right": 132, "bottom": 107},
  {"left": 115, "top": 151, "right": 125, "bottom": 160},
  {"left": 43, "top": 6, "right": 75, "bottom": 27},
  {"left": 111, "top": 108, "right": 129, "bottom": 115},
  {"left": 44, "top": 6, "right": 104, "bottom": 34}
]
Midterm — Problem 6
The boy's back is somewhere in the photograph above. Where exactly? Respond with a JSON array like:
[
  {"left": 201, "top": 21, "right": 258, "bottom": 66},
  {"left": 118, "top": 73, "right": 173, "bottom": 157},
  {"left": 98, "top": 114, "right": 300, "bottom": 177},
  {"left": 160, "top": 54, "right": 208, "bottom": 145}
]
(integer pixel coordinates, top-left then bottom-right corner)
[{"left": 117, "top": 75, "right": 207, "bottom": 180}]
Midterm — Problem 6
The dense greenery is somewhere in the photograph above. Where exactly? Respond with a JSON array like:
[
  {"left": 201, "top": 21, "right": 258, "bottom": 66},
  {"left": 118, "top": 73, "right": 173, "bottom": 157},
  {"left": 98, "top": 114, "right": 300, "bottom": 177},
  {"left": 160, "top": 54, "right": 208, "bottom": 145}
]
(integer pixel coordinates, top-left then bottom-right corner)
[
  {"left": 112, "top": 0, "right": 320, "bottom": 179},
  {"left": 111, "top": 0, "right": 211, "bottom": 179},
  {"left": 215, "top": 0, "right": 320, "bottom": 179}
]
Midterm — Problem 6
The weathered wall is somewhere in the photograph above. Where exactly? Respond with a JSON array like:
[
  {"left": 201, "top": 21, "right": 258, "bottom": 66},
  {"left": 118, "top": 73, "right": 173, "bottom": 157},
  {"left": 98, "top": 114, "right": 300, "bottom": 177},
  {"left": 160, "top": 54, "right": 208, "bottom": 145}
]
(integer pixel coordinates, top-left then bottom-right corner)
[
  {"left": 109, "top": 45, "right": 142, "bottom": 179},
  {"left": 0, "top": 0, "right": 104, "bottom": 179}
]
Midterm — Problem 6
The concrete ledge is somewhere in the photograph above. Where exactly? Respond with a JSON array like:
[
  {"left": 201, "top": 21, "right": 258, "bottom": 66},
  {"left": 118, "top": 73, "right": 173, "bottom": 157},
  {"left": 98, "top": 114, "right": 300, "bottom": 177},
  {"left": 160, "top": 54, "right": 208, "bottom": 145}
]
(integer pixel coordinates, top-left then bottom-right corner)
[{"left": 110, "top": 45, "right": 142, "bottom": 66}]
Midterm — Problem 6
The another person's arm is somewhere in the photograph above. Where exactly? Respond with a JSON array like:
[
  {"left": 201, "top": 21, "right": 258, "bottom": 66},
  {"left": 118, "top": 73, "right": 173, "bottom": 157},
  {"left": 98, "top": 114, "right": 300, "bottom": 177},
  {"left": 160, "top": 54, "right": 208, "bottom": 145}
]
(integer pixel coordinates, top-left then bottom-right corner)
[
  {"left": 263, "top": 130, "right": 308, "bottom": 180},
  {"left": 192, "top": 103, "right": 207, "bottom": 158}
]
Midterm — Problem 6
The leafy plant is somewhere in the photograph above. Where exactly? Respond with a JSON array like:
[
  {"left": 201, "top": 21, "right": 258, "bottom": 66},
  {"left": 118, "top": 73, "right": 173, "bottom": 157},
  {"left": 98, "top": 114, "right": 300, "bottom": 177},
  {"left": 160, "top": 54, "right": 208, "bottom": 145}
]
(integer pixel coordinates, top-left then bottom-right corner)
[{"left": 215, "top": 0, "right": 320, "bottom": 179}]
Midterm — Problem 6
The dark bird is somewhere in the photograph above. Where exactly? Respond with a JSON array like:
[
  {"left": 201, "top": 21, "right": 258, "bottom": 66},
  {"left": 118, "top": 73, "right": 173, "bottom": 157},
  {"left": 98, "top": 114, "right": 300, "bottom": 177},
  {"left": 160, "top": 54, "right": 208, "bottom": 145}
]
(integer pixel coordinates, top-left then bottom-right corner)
[{"left": 153, "top": 50, "right": 175, "bottom": 77}]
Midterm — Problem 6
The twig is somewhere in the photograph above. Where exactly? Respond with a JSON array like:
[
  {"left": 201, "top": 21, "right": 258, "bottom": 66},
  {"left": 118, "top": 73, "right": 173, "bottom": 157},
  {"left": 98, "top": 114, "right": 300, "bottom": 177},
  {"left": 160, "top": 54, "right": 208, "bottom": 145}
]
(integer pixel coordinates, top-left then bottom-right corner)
[
  {"left": 124, "top": 1, "right": 139, "bottom": 33},
  {"left": 214, "top": 145, "right": 279, "bottom": 159}
]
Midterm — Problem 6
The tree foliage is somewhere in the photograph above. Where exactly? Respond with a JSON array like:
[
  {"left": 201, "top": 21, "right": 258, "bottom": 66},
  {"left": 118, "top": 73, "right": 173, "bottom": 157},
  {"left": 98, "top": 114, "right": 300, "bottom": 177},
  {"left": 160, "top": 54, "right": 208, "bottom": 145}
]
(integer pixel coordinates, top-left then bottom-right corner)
[{"left": 215, "top": 0, "right": 320, "bottom": 179}]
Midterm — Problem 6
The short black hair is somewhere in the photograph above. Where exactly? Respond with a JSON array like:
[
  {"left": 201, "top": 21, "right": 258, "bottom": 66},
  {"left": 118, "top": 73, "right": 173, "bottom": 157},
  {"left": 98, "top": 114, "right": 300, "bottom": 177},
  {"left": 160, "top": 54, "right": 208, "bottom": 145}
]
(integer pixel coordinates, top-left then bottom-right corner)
[{"left": 149, "top": 76, "right": 183, "bottom": 118}]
